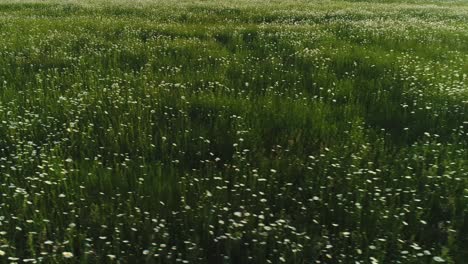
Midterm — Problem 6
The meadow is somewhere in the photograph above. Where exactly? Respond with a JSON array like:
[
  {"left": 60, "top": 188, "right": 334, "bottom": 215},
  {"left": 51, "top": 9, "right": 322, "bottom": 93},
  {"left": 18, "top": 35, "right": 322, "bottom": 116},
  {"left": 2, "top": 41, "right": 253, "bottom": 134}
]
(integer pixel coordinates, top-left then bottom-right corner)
[{"left": 0, "top": 0, "right": 467, "bottom": 263}]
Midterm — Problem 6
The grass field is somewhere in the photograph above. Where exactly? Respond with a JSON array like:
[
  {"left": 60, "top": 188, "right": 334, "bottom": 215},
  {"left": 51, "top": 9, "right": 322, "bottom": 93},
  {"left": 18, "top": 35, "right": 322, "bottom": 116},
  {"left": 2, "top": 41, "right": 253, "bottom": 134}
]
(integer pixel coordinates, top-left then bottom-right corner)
[{"left": 0, "top": 0, "right": 467, "bottom": 263}]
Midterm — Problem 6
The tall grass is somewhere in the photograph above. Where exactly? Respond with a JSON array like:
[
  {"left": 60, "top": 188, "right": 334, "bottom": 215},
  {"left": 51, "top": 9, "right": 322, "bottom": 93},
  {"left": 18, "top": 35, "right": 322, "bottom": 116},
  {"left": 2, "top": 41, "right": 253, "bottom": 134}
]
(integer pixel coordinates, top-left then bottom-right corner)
[{"left": 0, "top": 0, "right": 466, "bottom": 263}]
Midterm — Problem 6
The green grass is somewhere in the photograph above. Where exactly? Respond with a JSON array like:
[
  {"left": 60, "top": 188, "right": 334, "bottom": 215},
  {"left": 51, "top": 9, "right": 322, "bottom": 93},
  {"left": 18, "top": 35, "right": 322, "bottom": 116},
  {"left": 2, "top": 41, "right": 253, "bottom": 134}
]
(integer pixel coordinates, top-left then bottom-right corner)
[{"left": 0, "top": 0, "right": 467, "bottom": 263}]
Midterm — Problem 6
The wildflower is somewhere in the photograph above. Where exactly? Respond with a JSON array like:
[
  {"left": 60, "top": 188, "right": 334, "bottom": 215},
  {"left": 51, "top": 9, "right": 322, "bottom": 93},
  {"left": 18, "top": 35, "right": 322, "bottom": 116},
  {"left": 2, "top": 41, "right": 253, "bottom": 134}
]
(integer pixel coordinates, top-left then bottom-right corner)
[{"left": 62, "top": 252, "right": 73, "bottom": 258}]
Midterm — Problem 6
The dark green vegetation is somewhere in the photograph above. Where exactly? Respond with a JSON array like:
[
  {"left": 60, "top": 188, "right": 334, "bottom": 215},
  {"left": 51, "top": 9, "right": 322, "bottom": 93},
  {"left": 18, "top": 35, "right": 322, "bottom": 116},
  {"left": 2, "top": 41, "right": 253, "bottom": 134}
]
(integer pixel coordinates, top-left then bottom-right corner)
[{"left": 0, "top": 0, "right": 467, "bottom": 263}]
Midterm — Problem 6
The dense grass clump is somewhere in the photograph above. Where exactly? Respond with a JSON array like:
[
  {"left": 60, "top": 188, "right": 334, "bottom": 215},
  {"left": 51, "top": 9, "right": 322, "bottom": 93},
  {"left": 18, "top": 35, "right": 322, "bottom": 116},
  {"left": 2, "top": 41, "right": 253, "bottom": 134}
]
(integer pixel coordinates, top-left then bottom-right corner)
[{"left": 0, "top": 0, "right": 467, "bottom": 263}]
